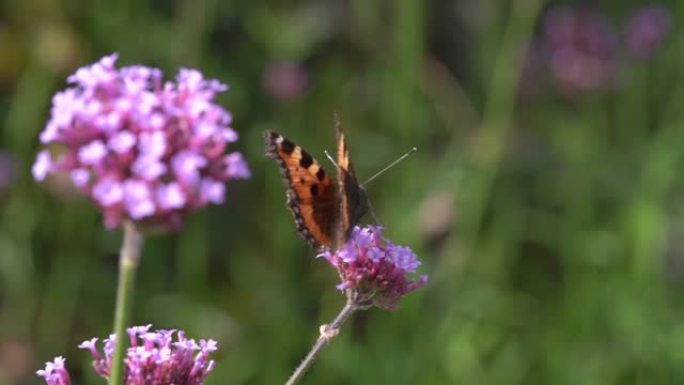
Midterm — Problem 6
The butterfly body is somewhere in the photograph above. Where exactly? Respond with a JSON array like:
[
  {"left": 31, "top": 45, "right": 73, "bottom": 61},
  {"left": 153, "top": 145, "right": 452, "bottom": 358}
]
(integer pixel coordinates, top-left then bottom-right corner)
[{"left": 265, "top": 123, "right": 368, "bottom": 251}]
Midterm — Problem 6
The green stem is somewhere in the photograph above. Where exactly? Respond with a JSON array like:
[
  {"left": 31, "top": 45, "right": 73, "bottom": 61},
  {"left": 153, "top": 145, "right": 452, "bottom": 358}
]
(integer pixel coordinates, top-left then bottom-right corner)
[
  {"left": 285, "top": 301, "right": 357, "bottom": 385},
  {"left": 460, "top": 0, "right": 543, "bottom": 245},
  {"left": 109, "top": 221, "right": 144, "bottom": 385}
]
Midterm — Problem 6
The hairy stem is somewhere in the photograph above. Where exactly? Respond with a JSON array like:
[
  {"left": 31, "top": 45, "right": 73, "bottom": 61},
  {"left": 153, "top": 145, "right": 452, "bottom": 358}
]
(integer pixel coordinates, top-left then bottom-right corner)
[
  {"left": 285, "top": 301, "right": 357, "bottom": 385},
  {"left": 109, "top": 221, "right": 144, "bottom": 385}
]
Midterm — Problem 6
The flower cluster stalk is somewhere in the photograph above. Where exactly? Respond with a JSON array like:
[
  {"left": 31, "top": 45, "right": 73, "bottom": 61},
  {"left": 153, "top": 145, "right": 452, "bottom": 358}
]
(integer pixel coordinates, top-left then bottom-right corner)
[
  {"left": 109, "top": 221, "right": 144, "bottom": 385},
  {"left": 285, "top": 301, "right": 357, "bottom": 385}
]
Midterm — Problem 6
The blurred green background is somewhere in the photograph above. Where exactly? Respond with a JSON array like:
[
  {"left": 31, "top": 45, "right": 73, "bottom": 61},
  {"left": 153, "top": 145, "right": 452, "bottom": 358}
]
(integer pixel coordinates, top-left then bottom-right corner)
[{"left": 1, "top": 0, "right": 684, "bottom": 384}]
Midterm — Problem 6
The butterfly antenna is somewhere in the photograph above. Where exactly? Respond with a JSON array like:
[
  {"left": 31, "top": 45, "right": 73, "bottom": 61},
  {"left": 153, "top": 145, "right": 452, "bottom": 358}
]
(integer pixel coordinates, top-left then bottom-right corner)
[
  {"left": 323, "top": 150, "right": 338, "bottom": 167},
  {"left": 361, "top": 147, "right": 417, "bottom": 187},
  {"left": 367, "top": 199, "right": 379, "bottom": 224}
]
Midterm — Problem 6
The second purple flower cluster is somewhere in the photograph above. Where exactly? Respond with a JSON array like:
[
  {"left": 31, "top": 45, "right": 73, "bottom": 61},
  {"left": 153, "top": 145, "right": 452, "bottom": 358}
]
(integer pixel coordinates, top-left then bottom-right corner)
[{"left": 37, "top": 325, "right": 217, "bottom": 385}]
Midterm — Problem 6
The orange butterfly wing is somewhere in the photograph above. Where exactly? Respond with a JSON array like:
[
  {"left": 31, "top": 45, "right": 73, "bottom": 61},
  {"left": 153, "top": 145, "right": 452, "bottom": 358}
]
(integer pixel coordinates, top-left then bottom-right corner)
[
  {"left": 335, "top": 118, "right": 369, "bottom": 247},
  {"left": 265, "top": 130, "right": 338, "bottom": 249}
]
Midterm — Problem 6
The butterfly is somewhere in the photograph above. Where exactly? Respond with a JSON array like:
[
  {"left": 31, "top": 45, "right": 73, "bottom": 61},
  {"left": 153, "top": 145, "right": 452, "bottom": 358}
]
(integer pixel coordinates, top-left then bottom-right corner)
[{"left": 264, "top": 118, "right": 369, "bottom": 251}]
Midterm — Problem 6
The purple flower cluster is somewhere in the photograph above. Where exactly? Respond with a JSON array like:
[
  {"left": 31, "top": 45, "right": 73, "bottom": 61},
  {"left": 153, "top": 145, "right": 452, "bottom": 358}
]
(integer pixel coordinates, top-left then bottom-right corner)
[
  {"left": 624, "top": 5, "right": 671, "bottom": 59},
  {"left": 36, "top": 357, "right": 71, "bottom": 385},
  {"left": 522, "top": 5, "right": 673, "bottom": 96},
  {"left": 37, "top": 325, "right": 218, "bottom": 385},
  {"left": 318, "top": 226, "right": 427, "bottom": 310},
  {"left": 262, "top": 61, "right": 309, "bottom": 101},
  {"left": 541, "top": 7, "right": 618, "bottom": 93},
  {"left": 32, "top": 54, "right": 250, "bottom": 230}
]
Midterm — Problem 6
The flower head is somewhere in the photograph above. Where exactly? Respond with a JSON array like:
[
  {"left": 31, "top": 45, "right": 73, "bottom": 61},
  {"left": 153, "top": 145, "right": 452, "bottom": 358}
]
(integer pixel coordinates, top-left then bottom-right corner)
[
  {"left": 82, "top": 325, "right": 217, "bottom": 385},
  {"left": 318, "top": 226, "right": 427, "bottom": 310},
  {"left": 624, "top": 5, "right": 671, "bottom": 59},
  {"left": 33, "top": 54, "right": 250, "bottom": 230},
  {"left": 262, "top": 61, "right": 309, "bottom": 101},
  {"left": 36, "top": 357, "right": 71, "bottom": 385},
  {"left": 37, "top": 325, "right": 218, "bottom": 385},
  {"left": 541, "top": 7, "right": 618, "bottom": 93}
]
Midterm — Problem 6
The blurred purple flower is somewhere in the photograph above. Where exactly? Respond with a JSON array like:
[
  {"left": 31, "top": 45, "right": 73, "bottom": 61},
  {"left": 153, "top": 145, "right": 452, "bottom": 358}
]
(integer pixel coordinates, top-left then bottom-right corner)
[
  {"left": 38, "top": 325, "right": 217, "bottom": 385},
  {"left": 262, "top": 62, "right": 309, "bottom": 101},
  {"left": 0, "top": 151, "right": 17, "bottom": 190},
  {"left": 518, "top": 41, "right": 545, "bottom": 98},
  {"left": 318, "top": 226, "right": 427, "bottom": 310},
  {"left": 32, "top": 54, "right": 250, "bottom": 230},
  {"left": 624, "top": 5, "right": 671, "bottom": 59},
  {"left": 541, "top": 7, "right": 618, "bottom": 93},
  {"left": 36, "top": 357, "right": 71, "bottom": 385}
]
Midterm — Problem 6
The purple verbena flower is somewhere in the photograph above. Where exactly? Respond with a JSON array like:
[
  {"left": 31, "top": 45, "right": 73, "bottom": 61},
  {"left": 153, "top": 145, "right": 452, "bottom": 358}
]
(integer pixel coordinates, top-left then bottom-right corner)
[
  {"left": 541, "top": 7, "right": 618, "bottom": 93},
  {"left": 36, "top": 325, "right": 218, "bottom": 385},
  {"left": 318, "top": 226, "right": 427, "bottom": 310},
  {"left": 624, "top": 5, "right": 671, "bottom": 59},
  {"left": 36, "top": 356, "right": 71, "bottom": 385},
  {"left": 37, "top": 326, "right": 218, "bottom": 385},
  {"left": 33, "top": 53, "right": 250, "bottom": 230},
  {"left": 262, "top": 61, "right": 309, "bottom": 101}
]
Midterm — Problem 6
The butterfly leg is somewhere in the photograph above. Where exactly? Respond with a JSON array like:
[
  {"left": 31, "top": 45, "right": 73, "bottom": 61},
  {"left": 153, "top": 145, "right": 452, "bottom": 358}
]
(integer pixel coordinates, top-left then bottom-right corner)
[{"left": 366, "top": 198, "right": 379, "bottom": 225}]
